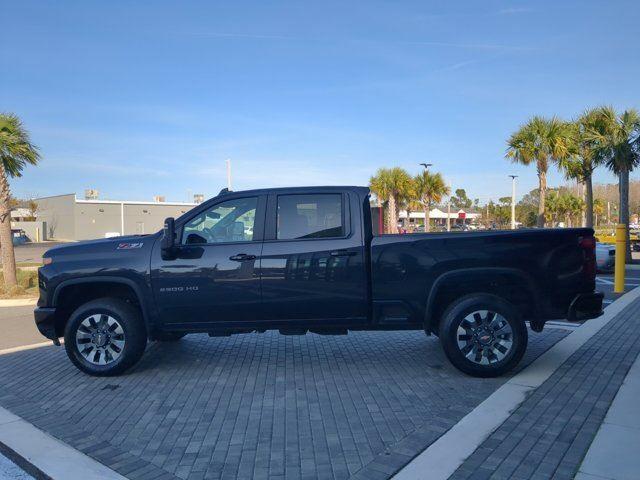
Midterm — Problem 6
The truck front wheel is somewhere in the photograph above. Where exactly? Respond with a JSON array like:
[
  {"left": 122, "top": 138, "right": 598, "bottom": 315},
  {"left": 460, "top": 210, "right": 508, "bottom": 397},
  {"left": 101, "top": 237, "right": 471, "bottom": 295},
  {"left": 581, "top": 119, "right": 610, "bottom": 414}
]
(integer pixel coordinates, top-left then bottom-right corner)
[
  {"left": 439, "top": 294, "right": 527, "bottom": 378},
  {"left": 64, "top": 298, "right": 147, "bottom": 376}
]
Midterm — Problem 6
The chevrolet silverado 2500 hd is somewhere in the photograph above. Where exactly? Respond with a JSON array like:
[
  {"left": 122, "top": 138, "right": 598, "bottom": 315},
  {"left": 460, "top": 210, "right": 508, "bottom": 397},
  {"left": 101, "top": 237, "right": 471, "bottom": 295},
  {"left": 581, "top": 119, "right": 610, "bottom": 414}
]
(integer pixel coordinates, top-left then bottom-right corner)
[{"left": 34, "top": 186, "right": 603, "bottom": 377}]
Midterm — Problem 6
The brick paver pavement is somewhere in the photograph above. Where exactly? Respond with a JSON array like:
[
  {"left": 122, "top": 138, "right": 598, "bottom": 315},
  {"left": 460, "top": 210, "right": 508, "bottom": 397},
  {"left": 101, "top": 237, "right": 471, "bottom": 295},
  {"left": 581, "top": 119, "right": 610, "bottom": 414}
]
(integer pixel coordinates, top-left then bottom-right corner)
[
  {"left": 450, "top": 298, "right": 640, "bottom": 480},
  {"left": 0, "top": 329, "right": 566, "bottom": 480}
]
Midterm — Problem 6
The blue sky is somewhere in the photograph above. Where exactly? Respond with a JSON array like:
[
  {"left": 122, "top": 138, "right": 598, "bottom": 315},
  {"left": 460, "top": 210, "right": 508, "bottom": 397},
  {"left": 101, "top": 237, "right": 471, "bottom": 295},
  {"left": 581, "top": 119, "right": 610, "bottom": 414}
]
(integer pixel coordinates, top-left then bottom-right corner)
[{"left": 2, "top": 0, "right": 639, "bottom": 203}]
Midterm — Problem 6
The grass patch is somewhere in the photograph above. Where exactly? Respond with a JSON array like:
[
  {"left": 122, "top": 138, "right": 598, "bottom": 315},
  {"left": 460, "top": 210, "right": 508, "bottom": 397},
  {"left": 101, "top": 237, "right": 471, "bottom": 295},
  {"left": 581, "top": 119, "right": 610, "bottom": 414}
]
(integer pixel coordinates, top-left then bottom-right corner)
[
  {"left": 16, "top": 261, "right": 42, "bottom": 268},
  {"left": 0, "top": 269, "right": 38, "bottom": 298}
]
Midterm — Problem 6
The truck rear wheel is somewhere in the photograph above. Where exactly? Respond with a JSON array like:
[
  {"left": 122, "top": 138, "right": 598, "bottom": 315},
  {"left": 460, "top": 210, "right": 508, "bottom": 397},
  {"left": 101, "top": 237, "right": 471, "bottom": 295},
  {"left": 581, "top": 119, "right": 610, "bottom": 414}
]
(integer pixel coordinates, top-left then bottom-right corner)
[
  {"left": 439, "top": 294, "right": 527, "bottom": 378},
  {"left": 64, "top": 298, "right": 147, "bottom": 376}
]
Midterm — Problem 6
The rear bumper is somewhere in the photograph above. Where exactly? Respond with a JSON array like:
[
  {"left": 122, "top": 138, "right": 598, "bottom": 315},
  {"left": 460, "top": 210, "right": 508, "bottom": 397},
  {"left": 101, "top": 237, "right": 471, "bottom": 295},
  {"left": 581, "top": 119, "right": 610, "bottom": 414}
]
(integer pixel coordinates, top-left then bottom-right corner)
[
  {"left": 567, "top": 292, "right": 604, "bottom": 322},
  {"left": 34, "top": 307, "right": 58, "bottom": 341}
]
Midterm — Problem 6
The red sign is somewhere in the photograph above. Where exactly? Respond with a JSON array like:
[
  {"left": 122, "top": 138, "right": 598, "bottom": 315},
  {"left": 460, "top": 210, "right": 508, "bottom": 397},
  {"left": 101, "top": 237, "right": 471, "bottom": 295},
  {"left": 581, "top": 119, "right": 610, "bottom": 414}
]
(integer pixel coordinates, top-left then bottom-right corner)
[{"left": 458, "top": 212, "right": 466, "bottom": 219}]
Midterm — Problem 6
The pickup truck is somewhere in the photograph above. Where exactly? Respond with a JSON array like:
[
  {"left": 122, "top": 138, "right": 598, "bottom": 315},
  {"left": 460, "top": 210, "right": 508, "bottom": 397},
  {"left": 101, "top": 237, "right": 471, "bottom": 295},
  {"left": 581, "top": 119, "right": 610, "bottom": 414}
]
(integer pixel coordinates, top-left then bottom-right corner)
[{"left": 34, "top": 186, "right": 603, "bottom": 377}]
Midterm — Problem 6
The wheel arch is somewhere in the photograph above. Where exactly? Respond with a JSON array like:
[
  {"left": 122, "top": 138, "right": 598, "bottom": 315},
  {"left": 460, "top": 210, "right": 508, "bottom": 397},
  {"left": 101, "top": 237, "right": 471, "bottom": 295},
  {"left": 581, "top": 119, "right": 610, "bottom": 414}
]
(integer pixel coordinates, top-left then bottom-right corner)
[
  {"left": 424, "top": 267, "right": 540, "bottom": 333},
  {"left": 52, "top": 276, "right": 151, "bottom": 337}
]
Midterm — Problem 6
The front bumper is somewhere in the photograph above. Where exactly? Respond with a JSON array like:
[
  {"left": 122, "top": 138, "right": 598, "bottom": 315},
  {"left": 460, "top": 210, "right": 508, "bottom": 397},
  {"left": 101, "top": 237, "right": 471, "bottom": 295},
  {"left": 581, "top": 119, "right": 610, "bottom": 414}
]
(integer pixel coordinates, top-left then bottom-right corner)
[
  {"left": 34, "top": 307, "right": 59, "bottom": 342},
  {"left": 567, "top": 292, "right": 604, "bottom": 322}
]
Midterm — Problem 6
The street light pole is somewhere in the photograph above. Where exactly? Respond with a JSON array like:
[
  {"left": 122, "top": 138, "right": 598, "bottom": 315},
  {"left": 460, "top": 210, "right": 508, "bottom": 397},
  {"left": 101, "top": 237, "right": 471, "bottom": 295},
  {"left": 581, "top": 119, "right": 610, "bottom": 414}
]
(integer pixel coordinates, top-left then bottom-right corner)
[
  {"left": 226, "top": 159, "right": 232, "bottom": 190},
  {"left": 419, "top": 163, "right": 433, "bottom": 230},
  {"left": 509, "top": 175, "right": 518, "bottom": 230}
]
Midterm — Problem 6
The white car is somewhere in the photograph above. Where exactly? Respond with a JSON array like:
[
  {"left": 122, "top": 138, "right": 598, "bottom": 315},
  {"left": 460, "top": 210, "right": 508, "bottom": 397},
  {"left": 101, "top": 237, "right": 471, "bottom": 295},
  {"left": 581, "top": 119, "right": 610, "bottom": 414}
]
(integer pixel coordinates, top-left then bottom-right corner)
[{"left": 595, "top": 243, "right": 615, "bottom": 273}]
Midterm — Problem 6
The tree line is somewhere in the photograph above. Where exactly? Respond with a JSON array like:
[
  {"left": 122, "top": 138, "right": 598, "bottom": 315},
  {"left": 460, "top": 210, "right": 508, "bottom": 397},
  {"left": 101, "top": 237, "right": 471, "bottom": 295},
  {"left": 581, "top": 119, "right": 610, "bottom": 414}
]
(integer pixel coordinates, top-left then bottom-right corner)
[
  {"left": 369, "top": 167, "right": 451, "bottom": 233},
  {"left": 507, "top": 106, "right": 640, "bottom": 258}
]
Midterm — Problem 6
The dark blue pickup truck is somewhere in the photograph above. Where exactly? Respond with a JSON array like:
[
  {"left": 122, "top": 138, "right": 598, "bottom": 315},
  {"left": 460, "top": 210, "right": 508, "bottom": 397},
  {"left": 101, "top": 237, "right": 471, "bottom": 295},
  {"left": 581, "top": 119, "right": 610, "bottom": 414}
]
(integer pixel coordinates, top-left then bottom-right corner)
[{"left": 34, "top": 186, "right": 603, "bottom": 377}]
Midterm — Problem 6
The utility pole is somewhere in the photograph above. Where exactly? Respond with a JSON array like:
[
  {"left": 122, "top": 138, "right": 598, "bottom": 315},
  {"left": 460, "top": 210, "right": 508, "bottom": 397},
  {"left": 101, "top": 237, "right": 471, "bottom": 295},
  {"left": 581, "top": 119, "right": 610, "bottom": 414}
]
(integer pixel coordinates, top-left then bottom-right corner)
[
  {"left": 446, "top": 201, "right": 451, "bottom": 232},
  {"left": 486, "top": 203, "right": 489, "bottom": 229},
  {"left": 607, "top": 201, "right": 611, "bottom": 226},
  {"left": 509, "top": 175, "right": 518, "bottom": 230},
  {"left": 420, "top": 163, "right": 433, "bottom": 231},
  {"left": 226, "top": 159, "right": 232, "bottom": 190}
]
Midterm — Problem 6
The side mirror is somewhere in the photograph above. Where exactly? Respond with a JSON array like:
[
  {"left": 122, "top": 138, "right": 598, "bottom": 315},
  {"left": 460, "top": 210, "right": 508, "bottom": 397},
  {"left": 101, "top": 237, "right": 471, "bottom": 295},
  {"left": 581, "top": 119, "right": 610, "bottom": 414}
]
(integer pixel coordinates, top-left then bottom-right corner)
[{"left": 161, "top": 217, "right": 176, "bottom": 257}]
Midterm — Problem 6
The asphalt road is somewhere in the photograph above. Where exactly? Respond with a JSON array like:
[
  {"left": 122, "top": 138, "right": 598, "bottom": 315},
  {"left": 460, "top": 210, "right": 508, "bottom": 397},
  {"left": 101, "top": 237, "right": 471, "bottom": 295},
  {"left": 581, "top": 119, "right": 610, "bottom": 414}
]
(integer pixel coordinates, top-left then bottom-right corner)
[
  {"left": 9, "top": 242, "right": 64, "bottom": 264},
  {"left": 596, "top": 266, "right": 640, "bottom": 307},
  {"left": 0, "top": 304, "right": 43, "bottom": 351}
]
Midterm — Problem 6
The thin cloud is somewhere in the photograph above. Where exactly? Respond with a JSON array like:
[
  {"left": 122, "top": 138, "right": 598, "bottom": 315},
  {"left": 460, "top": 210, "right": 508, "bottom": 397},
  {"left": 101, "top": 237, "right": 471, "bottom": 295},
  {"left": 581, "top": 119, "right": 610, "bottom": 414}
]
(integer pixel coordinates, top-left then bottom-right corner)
[
  {"left": 188, "top": 32, "right": 291, "bottom": 40},
  {"left": 495, "top": 7, "right": 533, "bottom": 15},
  {"left": 398, "top": 40, "right": 531, "bottom": 52}
]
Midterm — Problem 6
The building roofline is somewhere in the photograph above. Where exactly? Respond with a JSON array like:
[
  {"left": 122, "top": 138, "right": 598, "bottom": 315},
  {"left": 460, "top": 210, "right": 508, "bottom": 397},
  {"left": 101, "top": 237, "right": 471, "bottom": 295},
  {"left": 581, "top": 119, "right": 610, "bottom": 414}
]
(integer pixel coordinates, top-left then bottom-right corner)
[
  {"left": 74, "top": 198, "right": 197, "bottom": 207},
  {"left": 35, "top": 193, "right": 196, "bottom": 207}
]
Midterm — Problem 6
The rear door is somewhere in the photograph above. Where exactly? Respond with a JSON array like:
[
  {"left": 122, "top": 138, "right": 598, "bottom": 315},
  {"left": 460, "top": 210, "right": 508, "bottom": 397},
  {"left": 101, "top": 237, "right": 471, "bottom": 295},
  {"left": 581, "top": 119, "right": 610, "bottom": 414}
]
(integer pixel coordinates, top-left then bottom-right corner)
[
  {"left": 259, "top": 190, "right": 368, "bottom": 323},
  {"left": 151, "top": 194, "right": 266, "bottom": 327}
]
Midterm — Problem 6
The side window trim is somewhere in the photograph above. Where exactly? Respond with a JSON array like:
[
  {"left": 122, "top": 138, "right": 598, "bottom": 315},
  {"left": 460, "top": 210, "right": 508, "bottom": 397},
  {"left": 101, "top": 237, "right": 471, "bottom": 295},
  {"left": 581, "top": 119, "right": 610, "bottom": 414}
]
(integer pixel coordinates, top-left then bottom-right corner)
[
  {"left": 266, "top": 192, "right": 350, "bottom": 242},
  {"left": 178, "top": 195, "right": 267, "bottom": 245}
]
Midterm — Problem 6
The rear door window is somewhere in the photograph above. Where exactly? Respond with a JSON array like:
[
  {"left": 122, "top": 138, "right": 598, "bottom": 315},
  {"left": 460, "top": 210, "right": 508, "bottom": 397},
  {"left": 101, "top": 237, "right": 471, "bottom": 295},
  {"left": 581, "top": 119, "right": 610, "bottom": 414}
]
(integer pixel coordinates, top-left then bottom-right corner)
[{"left": 277, "top": 194, "right": 344, "bottom": 240}]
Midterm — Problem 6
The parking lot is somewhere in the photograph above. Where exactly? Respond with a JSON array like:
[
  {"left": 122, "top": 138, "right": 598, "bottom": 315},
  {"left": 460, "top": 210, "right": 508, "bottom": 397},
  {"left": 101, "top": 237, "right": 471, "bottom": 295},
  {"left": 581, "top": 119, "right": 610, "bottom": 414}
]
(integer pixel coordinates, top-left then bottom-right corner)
[
  {"left": 597, "top": 267, "right": 640, "bottom": 307},
  {"left": 0, "top": 266, "right": 637, "bottom": 480},
  {"left": 0, "top": 321, "right": 567, "bottom": 480}
]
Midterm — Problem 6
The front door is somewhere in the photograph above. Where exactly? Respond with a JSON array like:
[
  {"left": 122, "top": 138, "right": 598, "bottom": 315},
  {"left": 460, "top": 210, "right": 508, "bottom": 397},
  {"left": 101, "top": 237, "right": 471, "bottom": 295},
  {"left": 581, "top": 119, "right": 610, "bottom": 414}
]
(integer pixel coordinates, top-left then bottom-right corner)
[
  {"left": 259, "top": 191, "right": 368, "bottom": 323},
  {"left": 151, "top": 195, "right": 266, "bottom": 327}
]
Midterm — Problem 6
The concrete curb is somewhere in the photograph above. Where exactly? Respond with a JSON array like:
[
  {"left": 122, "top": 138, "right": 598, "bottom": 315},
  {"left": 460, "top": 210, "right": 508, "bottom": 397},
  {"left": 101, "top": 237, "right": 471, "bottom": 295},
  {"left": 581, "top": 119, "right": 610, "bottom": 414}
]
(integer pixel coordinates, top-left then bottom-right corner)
[
  {"left": 0, "top": 408, "right": 126, "bottom": 480},
  {"left": 392, "top": 286, "right": 640, "bottom": 480},
  {"left": 0, "top": 298, "right": 37, "bottom": 307}
]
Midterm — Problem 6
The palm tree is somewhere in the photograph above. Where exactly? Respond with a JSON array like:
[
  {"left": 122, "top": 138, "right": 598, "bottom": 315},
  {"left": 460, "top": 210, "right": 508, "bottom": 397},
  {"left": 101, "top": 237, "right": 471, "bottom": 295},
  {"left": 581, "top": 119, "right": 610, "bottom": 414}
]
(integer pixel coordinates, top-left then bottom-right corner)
[
  {"left": 593, "top": 198, "right": 605, "bottom": 227},
  {"left": 588, "top": 107, "right": 640, "bottom": 261},
  {"left": 0, "top": 114, "right": 40, "bottom": 287},
  {"left": 413, "top": 171, "right": 450, "bottom": 232},
  {"left": 556, "top": 109, "right": 612, "bottom": 227},
  {"left": 506, "top": 116, "right": 573, "bottom": 227},
  {"left": 545, "top": 191, "right": 561, "bottom": 226},
  {"left": 369, "top": 167, "right": 412, "bottom": 233}
]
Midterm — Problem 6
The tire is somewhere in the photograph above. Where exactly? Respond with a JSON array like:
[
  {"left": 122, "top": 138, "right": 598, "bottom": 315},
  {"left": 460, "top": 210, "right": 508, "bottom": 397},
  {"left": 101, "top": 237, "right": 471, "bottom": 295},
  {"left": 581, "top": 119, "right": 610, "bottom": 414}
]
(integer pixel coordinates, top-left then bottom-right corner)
[
  {"left": 64, "top": 298, "right": 147, "bottom": 376},
  {"left": 155, "top": 332, "right": 186, "bottom": 342},
  {"left": 439, "top": 294, "right": 527, "bottom": 378}
]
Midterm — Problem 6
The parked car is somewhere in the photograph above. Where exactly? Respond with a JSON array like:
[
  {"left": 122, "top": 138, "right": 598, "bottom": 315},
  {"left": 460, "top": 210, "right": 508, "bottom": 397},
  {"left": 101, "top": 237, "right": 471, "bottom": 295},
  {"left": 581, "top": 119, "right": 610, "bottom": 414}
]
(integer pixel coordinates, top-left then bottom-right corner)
[
  {"left": 595, "top": 243, "right": 615, "bottom": 272},
  {"left": 35, "top": 186, "right": 603, "bottom": 378},
  {"left": 12, "top": 228, "right": 28, "bottom": 246}
]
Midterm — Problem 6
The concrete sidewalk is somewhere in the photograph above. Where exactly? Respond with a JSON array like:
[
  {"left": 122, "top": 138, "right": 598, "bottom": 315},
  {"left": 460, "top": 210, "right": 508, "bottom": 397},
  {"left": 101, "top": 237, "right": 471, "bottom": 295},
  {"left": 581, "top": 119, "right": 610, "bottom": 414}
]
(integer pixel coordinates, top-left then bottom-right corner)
[
  {"left": 576, "top": 351, "right": 640, "bottom": 480},
  {"left": 440, "top": 289, "right": 640, "bottom": 480}
]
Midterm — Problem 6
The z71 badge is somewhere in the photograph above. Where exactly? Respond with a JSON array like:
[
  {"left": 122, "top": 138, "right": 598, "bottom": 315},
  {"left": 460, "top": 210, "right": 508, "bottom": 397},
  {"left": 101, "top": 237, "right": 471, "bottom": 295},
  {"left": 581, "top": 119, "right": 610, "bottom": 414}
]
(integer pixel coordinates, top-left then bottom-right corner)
[{"left": 117, "top": 242, "right": 144, "bottom": 250}]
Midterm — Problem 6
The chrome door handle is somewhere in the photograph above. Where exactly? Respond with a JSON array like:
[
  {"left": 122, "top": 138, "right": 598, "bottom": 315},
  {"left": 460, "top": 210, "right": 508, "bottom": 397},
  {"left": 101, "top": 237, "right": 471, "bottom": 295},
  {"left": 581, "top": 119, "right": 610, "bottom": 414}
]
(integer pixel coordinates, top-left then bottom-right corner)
[{"left": 229, "top": 253, "right": 256, "bottom": 261}]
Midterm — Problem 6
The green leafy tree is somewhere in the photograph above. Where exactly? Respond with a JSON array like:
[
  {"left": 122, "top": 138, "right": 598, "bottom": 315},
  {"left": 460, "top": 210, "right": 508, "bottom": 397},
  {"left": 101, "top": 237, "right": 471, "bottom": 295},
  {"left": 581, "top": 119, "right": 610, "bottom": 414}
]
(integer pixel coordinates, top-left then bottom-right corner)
[
  {"left": 369, "top": 167, "right": 412, "bottom": 233},
  {"left": 450, "top": 188, "right": 472, "bottom": 210},
  {"left": 506, "top": 117, "right": 573, "bottom": 227},
  {"left": 516, "top": 189, "right": 540, "bottom": 227},
  {"left": 0, "top": 114, "right": 40, "bottom": 286},
  {"left": 413, "top": 171, "right": 449, "bottom": 231}
]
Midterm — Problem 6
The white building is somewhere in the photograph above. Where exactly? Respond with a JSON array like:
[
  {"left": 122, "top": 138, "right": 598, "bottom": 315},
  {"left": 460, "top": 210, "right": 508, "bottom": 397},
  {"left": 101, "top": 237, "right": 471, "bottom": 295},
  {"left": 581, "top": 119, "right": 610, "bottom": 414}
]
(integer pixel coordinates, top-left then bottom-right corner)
[{"left": 399, "top": 208, "right": 482, "bottom": 228}]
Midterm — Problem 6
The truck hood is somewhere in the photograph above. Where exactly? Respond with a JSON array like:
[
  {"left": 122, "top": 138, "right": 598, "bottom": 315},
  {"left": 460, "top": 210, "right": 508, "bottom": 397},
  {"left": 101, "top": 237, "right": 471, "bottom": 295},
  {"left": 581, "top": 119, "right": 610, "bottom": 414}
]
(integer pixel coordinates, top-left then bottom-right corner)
[{"left": 43, "top": 234, "right": 158, "bottom": 259}]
